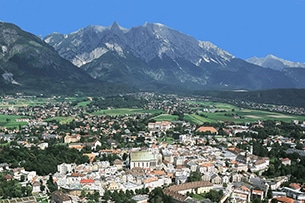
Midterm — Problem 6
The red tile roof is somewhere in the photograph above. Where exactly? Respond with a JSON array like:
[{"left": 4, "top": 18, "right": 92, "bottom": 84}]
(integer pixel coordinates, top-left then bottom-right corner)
[{"left": 80, "top": 179, "right": 95, "bottom": 184}]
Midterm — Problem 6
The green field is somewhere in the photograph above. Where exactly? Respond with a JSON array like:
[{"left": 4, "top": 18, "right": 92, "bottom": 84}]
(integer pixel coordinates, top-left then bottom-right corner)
[
  {"left": 93, "top": 108, "right": 164, "bottom": 116},
  {"left": 185, "top": 109, "right": 305, "bottom": 124},
  {"left": 152, "top": 114, "right": 179, "bottom": 121},
  {"left": 0, "top": 115, "right": 28, "bottom": 128},
  {"left": 77, "top": 100, "right": 91, "bottom": 107},
  {"left": 185, "top": 100, "right": 305, "bottom": 123}
]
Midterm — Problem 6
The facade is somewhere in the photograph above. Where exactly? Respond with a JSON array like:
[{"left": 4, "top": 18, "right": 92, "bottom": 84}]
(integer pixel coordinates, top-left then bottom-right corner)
[{"left": 130, "top": 151, "right": 158, "bottom": 169}]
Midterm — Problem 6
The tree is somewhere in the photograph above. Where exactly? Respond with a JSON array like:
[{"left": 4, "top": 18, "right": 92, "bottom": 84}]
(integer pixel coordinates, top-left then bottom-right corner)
[
  {"left": 46, "top": 175, "right": 57, "bottom": 193},
  {"left": 149, "top": 187, "right": 169, "bottom": 203},
  {"left": 203, "top": 190, "right": 223, "bottom": 202},
  {"left": 188, "top": 171, "right": 202, "bottom": 182},
  {"left": 122, "top": 152, "right": 128, "bottom": 161},
  {"left": 253, "top": 198, "right": 263, "bottom": 203}
]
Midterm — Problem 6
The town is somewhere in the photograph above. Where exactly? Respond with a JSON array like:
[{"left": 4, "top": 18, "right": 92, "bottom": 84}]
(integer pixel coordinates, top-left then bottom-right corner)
[{"left": 0, "top": 93, "right": 305, "bottom": 203}]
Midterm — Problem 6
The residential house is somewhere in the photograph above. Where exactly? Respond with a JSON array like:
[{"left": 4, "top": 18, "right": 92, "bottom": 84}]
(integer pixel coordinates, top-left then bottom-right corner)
[
  {"left": 113, "top": 159, "right": 124, "bottom": 170},
  {"left": 64, "top": 134, "right": 81, "bottom": 143},
  {"left": 57, "top": 163, "right": 76, "bottom": 175},
  {"left": 232, "top": 185, "right": 251, "bottom": 203},
  {"left": 222, "top": 175, "right": 230, "bottom": 184},
  {"left": 281, "top": 158, "right": 291, "bottom": 166},
  {"left": 32, "top": 181, "right": 41, "bottom": 194},
  {"left": 148, "top": 121, "right": 172, "bottom": 132},
  {"left": 252, "top": 189, "right": 264, "bottom": 201},
  {"left": 201, "top": 174, "right": 211, "bottom": 182},
  {"left": 0, "top": 163, "right": 9, "bottom": 172},
  {"left": 231, "top": 173, "right": 243, "bottom": 183},
  {"left": 268, "top": 176, "right": 289, "bottom": 190},
  {"left": 210, "top": 174, "right": 222, "bottom": 184}
]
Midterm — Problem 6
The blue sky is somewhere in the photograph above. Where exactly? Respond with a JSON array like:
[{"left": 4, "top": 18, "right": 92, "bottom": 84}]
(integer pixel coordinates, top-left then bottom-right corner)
[{"left": 1, "top": 0, "right": 305, "bottom": 62}]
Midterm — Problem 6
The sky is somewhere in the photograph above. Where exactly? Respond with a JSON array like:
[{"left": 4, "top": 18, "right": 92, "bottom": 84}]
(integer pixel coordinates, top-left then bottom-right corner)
[{"left": 0, "top": 0, "right": 305, "bottom": 62}]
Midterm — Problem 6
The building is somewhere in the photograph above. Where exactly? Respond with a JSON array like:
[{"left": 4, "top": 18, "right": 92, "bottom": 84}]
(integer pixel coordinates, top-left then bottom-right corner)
[
  {"left": 51, "top": 191, "right": 72, "bottom": 203},
  {"left": 147, "top": 121, "right": 172, "bottom": 132},
  {"left": 166, "top": 181, "right": 213, "bottom": 195},
  {"left": 64, "top": 134, "right": 81, "bottom": 143},
  {"left": 196, "top": 126, "right": 218, "bottom": 134},
  {"left": 163, "top": 181, "right": 213, "bottom": 202},
  {"left": 132, "top": 195, "right": 149, "bottom": 203},
  {"left": 281, "top": 158, "right": 291, "bottom": 166},
  {"left": 130, "top": 150, "right": 158, "bottom": 169}
]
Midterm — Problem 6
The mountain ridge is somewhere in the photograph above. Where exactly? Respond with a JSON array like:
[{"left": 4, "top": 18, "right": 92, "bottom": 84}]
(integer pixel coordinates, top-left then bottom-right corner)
[
  {"left": 44, "top": 22, "right": 303, "bottom": 91},
  {"left": 0, "top": 22, "right": 136, "bottom": 95},
  {"left": 247, "top": 54, "right": 305, "bottom": 70},
  {"left": 1, "top": 21, "right": 305, "bottom": 95}
]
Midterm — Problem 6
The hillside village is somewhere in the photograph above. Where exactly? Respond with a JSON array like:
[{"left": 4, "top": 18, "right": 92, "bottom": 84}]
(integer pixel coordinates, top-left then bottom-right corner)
[{"left": 0, "top": 94, "right": 305, "bottom": 203}]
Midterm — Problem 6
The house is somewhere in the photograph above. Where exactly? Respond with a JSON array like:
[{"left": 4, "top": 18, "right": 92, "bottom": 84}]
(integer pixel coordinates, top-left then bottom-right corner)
[
  {"left": 201, "top": 174, "right": 211, "bottom": 182},
  {"left": 113, "top": 159, "right": 124, "bottom": 170},
  {"left": 197, "top": 162, "right": 216, "bottom": 174},
  {"left": 85, "top": 140, "right": 102, "bottom": 150},
  {"left": 268, "top": 176, "right": 289, "bottom": 190},
  {"left": 143, "top": 176, "right": 164, "bottom": 189},
  {"left": 231, "top": 173, "right": 243, "bottom": 183},
  {"left": 232, "top": 185, "right": 251, "bottom": 202},
  {"left": 272, "top": 196, "right": 295, "bottom": 203},
  {"left": 51, "top": 190, "right": 72, "bottom": 203},
  {"left": 57, "top": 163, "right": 75, "bottom": 175},
  {"left": 80, "top": 179, "right": 95, "bottom": 186},
  {"left": 281, "top": 158, "right": 291, "bottom": 166},
  {"left": 222, "top": 175, "right": 230, "bottom": 184},
  {"left": 37, "top": 142, "right": 48, "bottom": 150},
  {"left": 289, "top": 183, "right": 301, "bottom": 190},
  {"left": 252, "top": 189, "right": 264, "bottom": 201},
  {"left": 107, "top": 180, "right": 121, "bottom": 191},
  {"left": 210, "top": 174, "right": 222, "bottom": 184},
  {"left": 0, "top": 163, "right": 9, "bottom": 172},
  {"left": 64, "top": 134, "right": 81, "bottom": 143},
  {"left": 250, "top": 158, "right": 270, "bottom": 172},
  {"left": 32, "top": 181, "right": 41, "bottom": 194},
  {"left": 147, "top": 121, "right": 172, "bottom": 132}
]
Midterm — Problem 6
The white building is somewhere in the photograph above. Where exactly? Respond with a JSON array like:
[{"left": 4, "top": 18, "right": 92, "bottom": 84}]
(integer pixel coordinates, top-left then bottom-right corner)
[{"left": 130, "top": 150, "right": 159, "bottom": 169}]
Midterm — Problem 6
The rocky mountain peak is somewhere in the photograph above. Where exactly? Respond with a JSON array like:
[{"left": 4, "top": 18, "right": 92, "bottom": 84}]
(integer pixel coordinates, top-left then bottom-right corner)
[{"left": 247, "top": 54, "right": 305, "bottom": 70}]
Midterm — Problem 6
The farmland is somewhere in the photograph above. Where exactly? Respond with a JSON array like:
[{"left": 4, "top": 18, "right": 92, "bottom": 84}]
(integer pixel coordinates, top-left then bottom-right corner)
[
  {"left": 185, "top": 101, "right": 305, "bottom": 124},
  {"left": 0, "top": 115, "right": 28, "bottom": 128},
  {"left": 1, "top": 95, "right": 305, "bottom": 130}
]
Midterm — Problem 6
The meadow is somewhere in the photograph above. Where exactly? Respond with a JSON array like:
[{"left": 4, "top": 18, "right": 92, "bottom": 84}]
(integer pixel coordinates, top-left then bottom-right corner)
[
  {"left": 0, "top": 115, "right": 28, "bottom": 128},
  {"left": 184, "top": 101, "right": 305, "bottom": 124}
]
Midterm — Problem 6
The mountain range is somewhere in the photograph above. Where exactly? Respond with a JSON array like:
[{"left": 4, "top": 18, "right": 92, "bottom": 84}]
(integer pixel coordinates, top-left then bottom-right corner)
[{"left": 1, "top": 21, "right": 305, "bottom": 95}]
